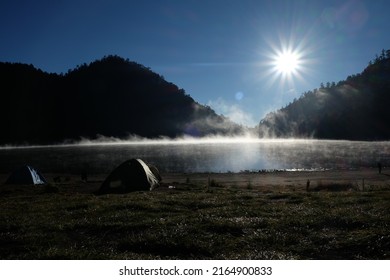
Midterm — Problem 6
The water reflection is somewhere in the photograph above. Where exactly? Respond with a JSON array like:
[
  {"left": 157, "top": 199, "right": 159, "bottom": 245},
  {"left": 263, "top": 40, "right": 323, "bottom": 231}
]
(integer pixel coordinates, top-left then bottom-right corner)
[{"left": 0, "top": 139, "right": 389, "bottom": 173}]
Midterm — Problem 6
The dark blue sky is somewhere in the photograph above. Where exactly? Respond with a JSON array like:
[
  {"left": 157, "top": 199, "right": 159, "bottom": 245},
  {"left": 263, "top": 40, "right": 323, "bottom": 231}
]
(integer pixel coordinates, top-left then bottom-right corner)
[{"left": 1, "top": 0, "right": 389, "bottom": 126}]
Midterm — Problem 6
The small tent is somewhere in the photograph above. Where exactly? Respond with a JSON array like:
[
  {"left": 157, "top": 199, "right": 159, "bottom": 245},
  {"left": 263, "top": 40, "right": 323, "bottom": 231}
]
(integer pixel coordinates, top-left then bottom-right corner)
[
  {"left": 98, "top": 159, "right": 161, "bottom": 194},
  {"left": 5, "top": 165, "right": 47, "bottom": 185}
]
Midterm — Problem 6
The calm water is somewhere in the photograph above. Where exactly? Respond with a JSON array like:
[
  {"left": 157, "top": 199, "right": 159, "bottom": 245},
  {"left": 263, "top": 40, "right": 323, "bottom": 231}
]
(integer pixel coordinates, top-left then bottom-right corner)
[{"left": 1, "top": 139, "right": 390, "bottom": 174}]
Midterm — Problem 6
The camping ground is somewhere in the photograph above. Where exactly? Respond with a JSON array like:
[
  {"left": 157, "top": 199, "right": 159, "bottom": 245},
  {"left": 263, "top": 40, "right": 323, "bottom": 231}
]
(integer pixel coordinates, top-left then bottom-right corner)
[{"left": 0, "top": 169, "right": 389, "bottom": 259}]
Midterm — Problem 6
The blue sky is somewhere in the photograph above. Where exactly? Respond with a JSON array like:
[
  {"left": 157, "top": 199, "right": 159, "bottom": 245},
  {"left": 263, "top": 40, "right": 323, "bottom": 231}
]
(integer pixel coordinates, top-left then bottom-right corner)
[{"left": 1, "top": 0, "right": 389, "bottom": 126}]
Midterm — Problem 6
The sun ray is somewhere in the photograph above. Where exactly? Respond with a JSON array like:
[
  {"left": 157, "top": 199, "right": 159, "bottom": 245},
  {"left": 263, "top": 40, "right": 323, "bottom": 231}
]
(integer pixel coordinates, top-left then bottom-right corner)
[{"left": 260, "top": 36, "right": 314, "bottom": 93}]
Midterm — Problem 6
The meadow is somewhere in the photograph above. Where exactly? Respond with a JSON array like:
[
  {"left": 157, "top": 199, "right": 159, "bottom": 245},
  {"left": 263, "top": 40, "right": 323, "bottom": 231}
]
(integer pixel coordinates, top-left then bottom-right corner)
[{"left": 0, "top": 171, "right": 389, "bottom": 259}]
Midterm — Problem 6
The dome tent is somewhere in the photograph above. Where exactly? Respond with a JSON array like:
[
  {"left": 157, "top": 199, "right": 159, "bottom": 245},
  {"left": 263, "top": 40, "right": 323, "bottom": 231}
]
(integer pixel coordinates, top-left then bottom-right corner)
[
  {"left": 5, "top": 165, "right": 47, "bottom": 185},
  {"left": 98, "top": 159, "right": 161, "bottom": 194}
]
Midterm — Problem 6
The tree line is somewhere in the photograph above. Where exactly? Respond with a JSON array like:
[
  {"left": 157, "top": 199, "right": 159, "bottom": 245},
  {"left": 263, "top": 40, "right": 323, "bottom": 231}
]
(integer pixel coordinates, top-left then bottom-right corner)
[
  {"left": 0, "top": 55, "right": 243, "bottom": 145},
  {"left": 258, "top": 49, "right": 390, "bottom": 140}
]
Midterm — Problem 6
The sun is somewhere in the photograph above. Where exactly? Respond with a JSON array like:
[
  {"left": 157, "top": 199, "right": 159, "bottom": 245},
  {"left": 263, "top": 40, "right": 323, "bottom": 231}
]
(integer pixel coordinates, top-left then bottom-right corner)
[
  {"left": 261, "top": 40, "right": 310, "bottom": 91},
  {"left": 275, "top": 51, "right": 300, "bottom": 75}
]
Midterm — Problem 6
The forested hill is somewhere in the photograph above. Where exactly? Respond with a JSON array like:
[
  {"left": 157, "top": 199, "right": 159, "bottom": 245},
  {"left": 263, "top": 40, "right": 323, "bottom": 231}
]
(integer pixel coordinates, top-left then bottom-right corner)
[
  {"left": 258, "top": 49, "right": 390, "bottom": 140},
  {"left": 0, "top": 55, "right": 243, "bottom": 145}
]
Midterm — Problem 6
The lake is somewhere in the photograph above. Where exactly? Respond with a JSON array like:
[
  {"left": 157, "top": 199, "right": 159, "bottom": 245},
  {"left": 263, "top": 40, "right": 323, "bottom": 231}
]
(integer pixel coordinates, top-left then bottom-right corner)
[{"left": 1, "top": 139, "right": 390, "bottom": 174}]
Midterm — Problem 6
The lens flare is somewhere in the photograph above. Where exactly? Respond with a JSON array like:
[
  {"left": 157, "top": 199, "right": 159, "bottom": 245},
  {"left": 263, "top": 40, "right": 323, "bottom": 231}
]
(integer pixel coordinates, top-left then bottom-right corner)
[
  {"left": 269, "top": 46, "right": 304, "bottom": 83},
  {"left": 261, "top": 37, "right": 313, "bottom": 93}
]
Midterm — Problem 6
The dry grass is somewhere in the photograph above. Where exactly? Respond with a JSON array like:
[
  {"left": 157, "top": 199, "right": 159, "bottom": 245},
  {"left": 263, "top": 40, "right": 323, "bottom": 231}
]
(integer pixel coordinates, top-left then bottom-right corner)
[{"left": 0, "top": 176, "right": 389, "bottom": 260}]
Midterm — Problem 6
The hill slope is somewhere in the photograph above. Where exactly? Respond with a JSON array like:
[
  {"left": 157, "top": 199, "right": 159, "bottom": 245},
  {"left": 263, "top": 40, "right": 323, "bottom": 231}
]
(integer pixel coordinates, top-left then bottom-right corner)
[
  {"left": 0, "top": 56, "right": 243, "bottom": 145},
  {"left": 258, "top": 50, "right": 390, "bottom": 140}
]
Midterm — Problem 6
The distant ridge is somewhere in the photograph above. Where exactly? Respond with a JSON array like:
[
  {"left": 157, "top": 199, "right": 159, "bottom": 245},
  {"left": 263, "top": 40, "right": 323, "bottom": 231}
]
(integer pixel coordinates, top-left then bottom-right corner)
[
  {"left": 257, "top": 49, "right": 390, "bottom": 140},
  {"left": 0, "top": 55, "right": 244, "bottom": 145}
]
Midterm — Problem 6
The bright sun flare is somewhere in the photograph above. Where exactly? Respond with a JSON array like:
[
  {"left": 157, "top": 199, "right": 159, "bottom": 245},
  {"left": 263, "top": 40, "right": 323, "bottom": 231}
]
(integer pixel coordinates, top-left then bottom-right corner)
[
  {"left": 263, "top": 39, "right": 310, "bottom": 90},
  {"left": 275, "top": 51, "right": 300, "bottom": 74}
]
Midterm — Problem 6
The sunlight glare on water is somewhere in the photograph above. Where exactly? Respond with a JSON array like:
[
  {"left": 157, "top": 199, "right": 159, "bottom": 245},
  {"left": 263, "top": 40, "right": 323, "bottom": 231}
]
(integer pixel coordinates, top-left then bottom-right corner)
[{"left": 0, "top": 138, "right": 390, "bottom": 173}]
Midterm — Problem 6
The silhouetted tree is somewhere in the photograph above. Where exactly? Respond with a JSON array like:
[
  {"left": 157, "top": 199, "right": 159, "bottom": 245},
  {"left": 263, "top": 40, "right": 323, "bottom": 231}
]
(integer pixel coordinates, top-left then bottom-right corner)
[
  {"left": 0, "top": 56, "right": 244, "bottom": 145},
  {"left": 258, "top": 49, "right": 390, "bottom": 140}
]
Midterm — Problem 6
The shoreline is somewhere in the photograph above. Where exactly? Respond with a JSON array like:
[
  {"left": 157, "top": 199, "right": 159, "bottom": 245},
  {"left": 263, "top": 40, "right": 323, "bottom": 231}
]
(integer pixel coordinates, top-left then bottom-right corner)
[
  {"left": 163, "top": 168, "right": 390, "bottom": 190},
  {"left": 1, "top": 168, "right": 389, "bottom": 194}
]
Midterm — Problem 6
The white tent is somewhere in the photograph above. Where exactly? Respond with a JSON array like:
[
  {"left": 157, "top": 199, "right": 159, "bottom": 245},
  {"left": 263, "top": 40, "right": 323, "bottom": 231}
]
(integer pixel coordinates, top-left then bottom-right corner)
[{"left": 5, "top": 165, "right": 47, "bottom": 185}]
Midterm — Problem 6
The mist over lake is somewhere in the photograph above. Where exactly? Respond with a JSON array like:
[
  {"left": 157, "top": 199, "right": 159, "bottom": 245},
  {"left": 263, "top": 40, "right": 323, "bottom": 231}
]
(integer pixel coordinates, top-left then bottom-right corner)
[{"left": 1, "top": 139, "right": 390, "bottom": 174}]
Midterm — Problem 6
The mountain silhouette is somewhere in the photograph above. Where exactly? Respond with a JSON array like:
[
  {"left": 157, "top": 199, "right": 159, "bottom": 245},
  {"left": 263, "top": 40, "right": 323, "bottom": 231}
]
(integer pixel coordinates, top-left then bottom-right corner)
[
  {"left": 0, "top": 55, "right": 243, "bottom": 145},
  {"left": 257, "top": 49, "right": 390, "bottom": 140}
]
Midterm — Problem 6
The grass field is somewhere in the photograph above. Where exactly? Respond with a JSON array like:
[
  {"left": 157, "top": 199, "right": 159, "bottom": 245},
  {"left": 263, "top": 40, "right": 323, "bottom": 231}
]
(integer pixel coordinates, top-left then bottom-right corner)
[{"left": 0, "top": 173, "right": 389, "bottom": 260}]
